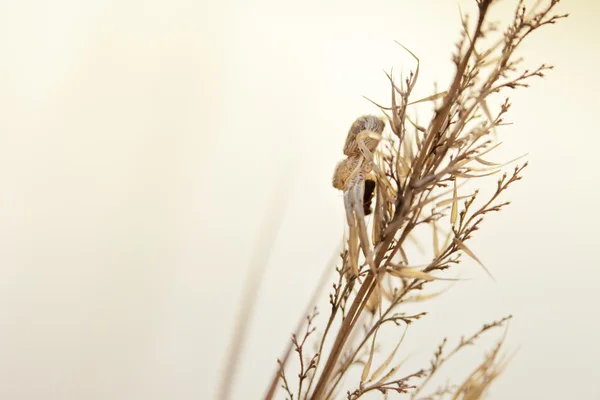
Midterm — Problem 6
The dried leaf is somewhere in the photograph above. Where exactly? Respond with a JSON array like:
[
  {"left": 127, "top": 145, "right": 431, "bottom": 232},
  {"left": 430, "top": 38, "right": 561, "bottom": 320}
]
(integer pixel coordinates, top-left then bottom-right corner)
[
  {"left": 453, "top": 237, "right": 495, "bottom": 281},
  {"left": 366, "top": 284, "right": 382, "bottom": 314},
  {"left": 380, "top": 277, "right": 396, "bottom": 302},
  {"left": 388, "top": 267, "right": 435, "bottom": 281},
  {"left": 370, "top": 328, "right": 408, "bottom": 382},
  {"left": 451, "top": 179, "right": 459, "bottom": 226},
  {"left": 408, "top": 91, "right": 448, "bottom": 105},
  {"left": 475, "top": 153, "right": 528, "bottom": 169},
  {"left": 415, "top": 123, "right": 423, "bottom": 149},
  {"left": 361, "top": 329, "right": 379, "bottom": 383},
  {"left": 466, "top": 165, "right": 504, "bottom": 172},
  {"left": 404, "top": 284, "right": 456, "bottom": 303},
  {"left": 398, "top": 246, "right": 409, "bottom": 265},
  {"left": 407, "top": 115, "right": 426, "bottom": 132},
  {"left": 394, "top": 40, "right": 420, "bottom": 88},
  {"left": 404, "top": 136, "right": 414, "bottom": 164},
  {"left": 397, "top": 155, "right": 411, "bottom": 177},
  {"left": 433, "top": 220, "right": 440, "bottom": 257},
  {"left": 453, "top": 158, "right": 473, "bottom": 170},
  {"left": 407, "top": 231, "right": 426, "bottom": 255},
  {"left": 474, "top": 156, "right": 500, "bottom": 166},
  {"left": 453, "top": 169, "right": 501, "bottom": 179},
  {"left": 373, "top": 356, "right": 411, "bottom": 387},
  {"left": 442, "top": 228, "right": 453, "bottom": 251},
  {"left": 475, "top": 142, "right": 503, "bottom": 158},
  {"left": 436, "top": 195, "right": 473, "bottom": 208},
  {"left": 412, "top": 186, "right": 455, "bottom": 210},
  {"left": 387, "top": 266, "right": 458, "bottom": 281}
]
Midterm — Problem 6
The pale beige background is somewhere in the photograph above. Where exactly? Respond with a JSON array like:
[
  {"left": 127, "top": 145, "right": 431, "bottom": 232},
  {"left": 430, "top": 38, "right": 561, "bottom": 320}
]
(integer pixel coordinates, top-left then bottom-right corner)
[{"left": 0, "top": 0, "right": 597, "bottom": 399}]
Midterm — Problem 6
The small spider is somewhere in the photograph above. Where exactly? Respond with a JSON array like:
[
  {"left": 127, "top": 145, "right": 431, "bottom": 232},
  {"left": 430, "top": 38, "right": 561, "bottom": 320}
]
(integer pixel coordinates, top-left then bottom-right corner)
[{"left": 332, "top": 115, "right": 386, "bottom": 277}]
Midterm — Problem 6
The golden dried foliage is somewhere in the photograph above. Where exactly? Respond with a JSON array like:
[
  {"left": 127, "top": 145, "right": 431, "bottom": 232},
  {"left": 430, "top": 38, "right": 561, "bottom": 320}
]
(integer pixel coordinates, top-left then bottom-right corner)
[{"left": 260, "top": 1, "right": 568, "bottom": 400}]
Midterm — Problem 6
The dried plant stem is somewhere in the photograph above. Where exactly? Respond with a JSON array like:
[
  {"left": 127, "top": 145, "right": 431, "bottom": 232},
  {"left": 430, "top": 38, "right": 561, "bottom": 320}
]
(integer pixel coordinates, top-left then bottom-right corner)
[
  {"left": 310, "top": 234, "right": 394, "bottom": 399},
  {"left": 261, "top": 0, "right": 567, "bottom": 398},
  {"left": 263, "top": 242, "right": 342, "bottom": 400},
  {"left": 217, "top": 171, "right": 292, "bottom": 400},
  {"left": 412, "top": 1, "right": 488, "bottom": 182},
  {"left": 311, "top": 2, "right": 514, "bottom": 398}
]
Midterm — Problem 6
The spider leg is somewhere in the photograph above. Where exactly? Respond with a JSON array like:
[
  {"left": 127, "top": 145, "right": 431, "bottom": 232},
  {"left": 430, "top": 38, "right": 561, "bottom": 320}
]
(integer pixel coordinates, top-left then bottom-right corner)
[
  {"left": 351, "top": 179, "right": 377, "bottom": 276},
  {"left": 343, "top": 187, "right": 360, "bottom": 278},
  {"left": 371, "top": 175, "right": 382, "bottom": 245},
  {"left": 355, "top": 130, "right": 381, "bottom": 162},
  {"left": 356, "top": 131, "right": 395, "bottom": 195},
  {"left": 356, "top": 133, "right": 385, "bottom": 170},
  {"left": 345, "top": 156, "right": 364, "bottom": 189},
  {"left": 352, "top": 179, "right": 384, "bottom": 314}
]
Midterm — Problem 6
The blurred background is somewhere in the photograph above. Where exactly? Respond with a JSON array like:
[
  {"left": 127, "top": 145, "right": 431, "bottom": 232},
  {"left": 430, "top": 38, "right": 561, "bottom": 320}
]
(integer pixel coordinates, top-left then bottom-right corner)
[{"left": 0, "top": 0, "right": 597, "bottom": 399}]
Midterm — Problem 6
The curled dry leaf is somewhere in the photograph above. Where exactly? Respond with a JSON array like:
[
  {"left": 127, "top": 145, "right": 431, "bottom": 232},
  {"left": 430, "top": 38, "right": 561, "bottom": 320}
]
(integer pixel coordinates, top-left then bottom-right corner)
[
  {"left": 451, "top": 179, "right": 459, "bottom": 227},
  {"left": 369, "top": 328, "right": 408, "bottom": 383},
  {"left": 361, "top": 330, "right": 379, "bottom": 383},
  {"left": 387, "top": 266, "right": 460, "bottom": 282},
  {"left": 437, "top": 195, "right": 473, "bottom": 208},
  {"left": 453, "top": 237, "right": 495, "bottom": 281}
]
